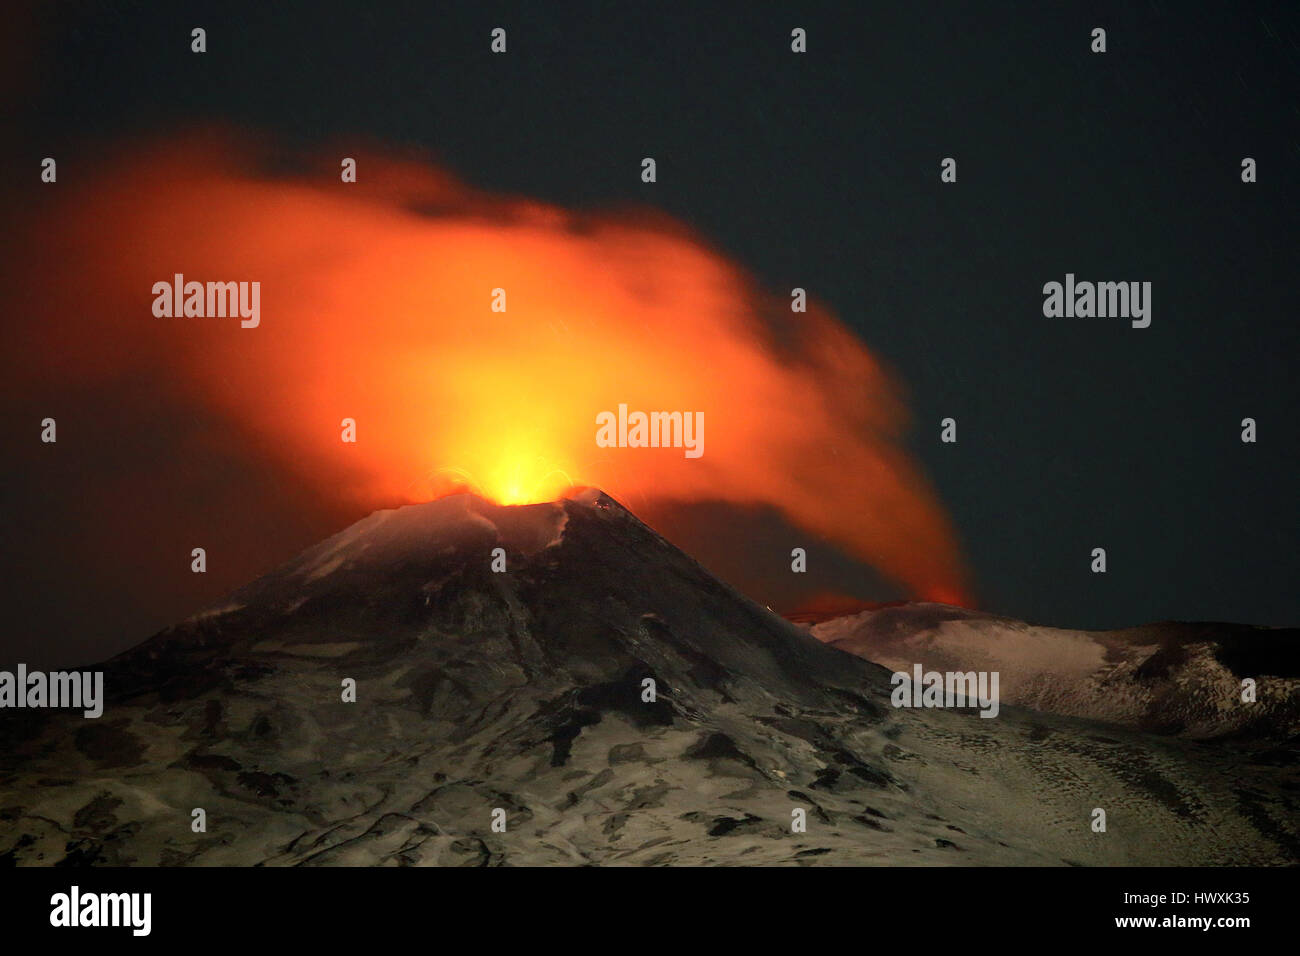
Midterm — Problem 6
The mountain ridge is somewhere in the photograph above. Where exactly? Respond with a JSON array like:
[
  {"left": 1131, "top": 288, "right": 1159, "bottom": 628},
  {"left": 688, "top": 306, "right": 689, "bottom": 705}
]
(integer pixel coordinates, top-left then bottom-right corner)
[{"left": 1, "top": 491, "right": 1296, "bottom": 866}]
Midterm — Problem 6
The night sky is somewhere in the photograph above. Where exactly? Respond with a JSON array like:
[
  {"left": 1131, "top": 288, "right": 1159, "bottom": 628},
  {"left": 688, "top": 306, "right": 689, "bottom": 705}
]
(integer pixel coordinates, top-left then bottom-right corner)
[{"left": 3, "top": 1, "right": 1297, "bottom": 667}]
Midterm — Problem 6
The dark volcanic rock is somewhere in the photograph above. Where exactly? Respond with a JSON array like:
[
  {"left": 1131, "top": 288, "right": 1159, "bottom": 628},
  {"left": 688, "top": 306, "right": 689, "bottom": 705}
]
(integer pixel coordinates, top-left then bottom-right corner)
[{"left": 0, "top": 491, "right": 1296, "bottom": 865}]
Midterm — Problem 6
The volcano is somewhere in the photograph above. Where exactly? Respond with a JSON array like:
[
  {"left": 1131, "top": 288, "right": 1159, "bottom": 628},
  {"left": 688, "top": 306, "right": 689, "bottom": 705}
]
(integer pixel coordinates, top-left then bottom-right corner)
[{"left": 1, "top": 491, "right": 1296, "bottom": 866}]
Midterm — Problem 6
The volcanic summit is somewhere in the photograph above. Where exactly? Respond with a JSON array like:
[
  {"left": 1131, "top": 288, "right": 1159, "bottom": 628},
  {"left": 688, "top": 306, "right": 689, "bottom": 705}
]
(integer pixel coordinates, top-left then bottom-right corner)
[{"left": 1, "top": 491, "right": 1296, "bottom": 865}]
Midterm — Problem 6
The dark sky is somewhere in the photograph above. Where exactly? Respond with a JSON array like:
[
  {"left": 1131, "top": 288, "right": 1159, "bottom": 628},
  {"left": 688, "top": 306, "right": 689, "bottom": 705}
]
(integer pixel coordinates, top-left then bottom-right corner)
[{"left": 4, "top": 1, "right": 1297, "bottom": 666}]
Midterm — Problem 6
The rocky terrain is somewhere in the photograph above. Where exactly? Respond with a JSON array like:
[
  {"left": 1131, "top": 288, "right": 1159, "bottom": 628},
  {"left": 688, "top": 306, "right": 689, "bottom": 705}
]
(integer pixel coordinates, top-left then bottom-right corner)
[
  {"left": 811, "top": 603, "right": 1300, "bottom": 739},
  {"left": 1, "top": 491, "right": 1296, "bottom": 866}
]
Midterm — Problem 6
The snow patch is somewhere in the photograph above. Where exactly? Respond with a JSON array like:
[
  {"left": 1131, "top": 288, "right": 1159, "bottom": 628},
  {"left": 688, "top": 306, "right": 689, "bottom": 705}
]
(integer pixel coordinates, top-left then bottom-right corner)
[{"left": 186, "top": 601, "right": 245, "bottom": 622}]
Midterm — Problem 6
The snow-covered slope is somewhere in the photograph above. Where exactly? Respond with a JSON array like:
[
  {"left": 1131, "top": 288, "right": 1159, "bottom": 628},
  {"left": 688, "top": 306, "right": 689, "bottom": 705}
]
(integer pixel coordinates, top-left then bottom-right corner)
[
  {"left": 1, "top": 494, "right": 1296, "bottom": 866},
  {"left": 811, "top": 603, "right": 1300, "bottom": 739}
]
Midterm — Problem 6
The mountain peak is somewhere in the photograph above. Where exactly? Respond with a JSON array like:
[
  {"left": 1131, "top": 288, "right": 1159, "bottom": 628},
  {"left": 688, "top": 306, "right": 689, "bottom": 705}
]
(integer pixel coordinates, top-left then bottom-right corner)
[{"left": 3, "top": 488, "right": 1297, "bottom": 867}]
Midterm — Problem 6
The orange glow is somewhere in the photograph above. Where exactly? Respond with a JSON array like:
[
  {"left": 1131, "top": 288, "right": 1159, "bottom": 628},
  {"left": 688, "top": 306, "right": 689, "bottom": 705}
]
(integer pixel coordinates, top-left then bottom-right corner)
[{"left": 6, "top": 130, "right": 971, "bottom": 604}]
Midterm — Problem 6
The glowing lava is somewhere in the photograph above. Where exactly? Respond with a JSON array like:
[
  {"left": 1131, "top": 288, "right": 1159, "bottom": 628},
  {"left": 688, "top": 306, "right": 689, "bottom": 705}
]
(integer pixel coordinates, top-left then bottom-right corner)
[{"left": 5, "top": 130, "right": 972, "bottom": 605}]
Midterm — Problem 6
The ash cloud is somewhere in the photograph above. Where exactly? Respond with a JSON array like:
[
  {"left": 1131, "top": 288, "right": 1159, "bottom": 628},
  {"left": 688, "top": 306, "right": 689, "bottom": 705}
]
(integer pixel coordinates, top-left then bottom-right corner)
[{"left": 2, "top": 130, "right": 970, "bottom": 662}]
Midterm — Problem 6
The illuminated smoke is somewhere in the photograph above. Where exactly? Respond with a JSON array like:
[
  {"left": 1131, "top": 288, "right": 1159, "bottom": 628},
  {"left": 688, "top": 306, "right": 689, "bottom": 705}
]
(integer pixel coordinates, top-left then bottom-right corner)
[{"left": 5, "top": 131, "right": 970, "bottom": 604}]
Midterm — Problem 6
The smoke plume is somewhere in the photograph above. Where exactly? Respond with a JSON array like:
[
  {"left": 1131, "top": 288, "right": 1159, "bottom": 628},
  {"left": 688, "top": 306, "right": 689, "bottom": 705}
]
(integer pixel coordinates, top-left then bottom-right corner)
[{"left": 4, "top": 131, "right": 970, "bottom": 606}]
